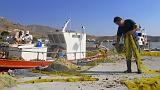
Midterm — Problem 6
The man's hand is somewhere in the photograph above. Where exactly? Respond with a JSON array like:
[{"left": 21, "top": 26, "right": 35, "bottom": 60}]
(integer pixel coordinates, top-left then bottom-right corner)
[
  {"left": 126, "top": 30, "right": 133, "bottom": 35},
  {"left": 127, "top": 24, "right": 138, "bottom": 35},
  {"left": 112, "top": 43, "right": 119, "bottom": 49},
  {"left": 126, "top": 30, "right": 136, "bottom": 36},
  {"left": 115, "top": 43, "right": 119, "bottom": 49}
]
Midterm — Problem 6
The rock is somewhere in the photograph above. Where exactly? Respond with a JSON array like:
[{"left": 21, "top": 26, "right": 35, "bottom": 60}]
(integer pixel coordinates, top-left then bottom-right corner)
[
  {"left": 106, "top": 78, "right": 109, "bottom": 80},
  {"left": 38, "top": 77, "right": 41, "bottom": 79}
]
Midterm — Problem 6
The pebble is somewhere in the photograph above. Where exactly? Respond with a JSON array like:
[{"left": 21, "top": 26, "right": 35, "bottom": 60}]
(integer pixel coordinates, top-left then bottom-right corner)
[{"left": 106, "top": 78, "right": 109, "bottom": 80}]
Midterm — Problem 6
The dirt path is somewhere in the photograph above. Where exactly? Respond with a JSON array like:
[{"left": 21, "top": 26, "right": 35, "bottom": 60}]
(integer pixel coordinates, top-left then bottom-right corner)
[{"left": 4, "top": 56, "right": 160, "bottom": 90}]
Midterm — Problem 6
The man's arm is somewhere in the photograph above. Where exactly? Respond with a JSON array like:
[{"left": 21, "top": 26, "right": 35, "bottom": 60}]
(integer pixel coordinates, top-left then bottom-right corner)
[
  {"left": 116, "top": 27, "right": 122, "bottom": 44},
  {"left": 127, "top": 24, "right": 139, "bottom": 35},
  {"left": 115, "top": 35, "right": 121, "bottom": 49},
  {"left": 116, "top": 35, "right": 121, "bottom": 44}
]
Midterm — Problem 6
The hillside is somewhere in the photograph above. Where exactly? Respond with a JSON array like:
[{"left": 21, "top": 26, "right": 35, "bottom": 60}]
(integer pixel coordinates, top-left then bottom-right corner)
[
  {"left": 87, "top": 35, "right": 160, "bottom": 42},
  {"left": 147, "top": 36, "right": 160, "bottom": 42},
  {"left": 26, "top": 25, "right": 59, "bottom": 35},
  {"left": 0, "top": 17, "right": 58, "bottom": 38},
  {"left": 87, "top": 35, "right": 116, "bottom": 41},
  {"left": 0, "top": 17, "right": 160, "bottom": 42}
]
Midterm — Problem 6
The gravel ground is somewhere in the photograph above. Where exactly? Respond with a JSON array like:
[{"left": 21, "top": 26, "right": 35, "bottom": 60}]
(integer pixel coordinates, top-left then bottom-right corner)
[{"left": 4, "top": 56, "right": 160, "bottom": 90}]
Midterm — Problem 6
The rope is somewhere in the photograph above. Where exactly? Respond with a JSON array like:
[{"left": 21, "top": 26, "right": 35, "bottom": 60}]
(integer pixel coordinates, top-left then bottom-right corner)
[{"left": 128, "top": 34, "right": 160, "bottom": 74}]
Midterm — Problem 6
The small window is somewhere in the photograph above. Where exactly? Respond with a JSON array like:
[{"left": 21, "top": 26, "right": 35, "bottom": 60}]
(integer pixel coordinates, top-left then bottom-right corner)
[
  {"left": 53, "top": 34, "right": 60, "bottom": 43},
  {"left": 138, "top": 33, "right": 142, "bottom": 36},
  {"left": 72, "top": 35, "right": 80, "bottom": 38},
  {"left": 59, "top": 34, "right": 65, "bottom": 43}
]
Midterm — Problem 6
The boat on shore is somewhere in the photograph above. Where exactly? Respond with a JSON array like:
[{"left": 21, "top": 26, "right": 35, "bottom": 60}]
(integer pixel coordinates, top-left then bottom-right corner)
[
  {"left": 137, "top": 28, "right": 150, "bottom": 51},
  {"left": 0, "top": 19, "right": 86, "bottom": 72},
  {"left": 0, "top": 60, "right": 51, "bottom": 72}
]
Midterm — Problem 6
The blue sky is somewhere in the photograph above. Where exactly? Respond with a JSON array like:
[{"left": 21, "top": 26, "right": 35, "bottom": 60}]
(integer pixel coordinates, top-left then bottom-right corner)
[{"left": 0, "top": 0, "right": 160, "bottom": 36}]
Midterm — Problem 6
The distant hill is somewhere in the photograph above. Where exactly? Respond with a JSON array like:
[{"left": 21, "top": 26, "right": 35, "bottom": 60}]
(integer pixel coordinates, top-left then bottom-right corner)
[
  {"left": 0, "top": 17, "right": 160, "bottom": 42},
  {"left": 147, "top": 36, "right": 160, "bottom": 42},
  {"left": 87, "top": 35, "right": 160, "bottom": 42},
  {"left": 0, "top": 17, "right": 58, "bottom": 38},
  {"left": 87, "top": 35, "right": 116, "bottom": 42},
  {"left": 26, "top": 25, "right": 59, "bottom": 35}
]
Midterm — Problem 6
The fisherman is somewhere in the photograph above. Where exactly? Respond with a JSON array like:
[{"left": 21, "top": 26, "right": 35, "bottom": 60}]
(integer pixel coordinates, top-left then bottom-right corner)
[
  {"left": 57, "top": 47, "right": 65, "bottom": 59},
  {"left": 23, "top": 31, "right": 33, "bottom": 44},
  {"left": 114, "top": 16, "right": 142, "bottom": 74},
  {"left": 15, "top": 30, "right": 24, "bottom": 44}
]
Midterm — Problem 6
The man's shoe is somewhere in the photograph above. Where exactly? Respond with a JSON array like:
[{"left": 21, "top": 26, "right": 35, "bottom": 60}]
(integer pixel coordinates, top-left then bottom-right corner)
[
  {"left": 137, "top": 70, "right": 142, "bottom": 74},
  {"left": 124, "top": 70, "right": 132, "bottom": 73},
  {"left": 126, "top": 60, "right": 132, "bottom": 73}
]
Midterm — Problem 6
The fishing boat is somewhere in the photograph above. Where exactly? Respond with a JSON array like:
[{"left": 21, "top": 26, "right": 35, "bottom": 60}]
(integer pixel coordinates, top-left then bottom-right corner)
[
  {"left": 0, "top": 42, "right": 51, "bottom": 71},
  {"left": 0, "top": 19, "right": 86, "bottom": 71},
  {"left": 137, "top": 28, "right": 149, "bottom": 51}
]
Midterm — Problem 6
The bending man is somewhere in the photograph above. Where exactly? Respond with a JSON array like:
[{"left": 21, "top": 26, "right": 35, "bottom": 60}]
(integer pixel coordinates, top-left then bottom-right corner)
[{"left": 113, "top": 16, "right": 142, "bottom": 74}]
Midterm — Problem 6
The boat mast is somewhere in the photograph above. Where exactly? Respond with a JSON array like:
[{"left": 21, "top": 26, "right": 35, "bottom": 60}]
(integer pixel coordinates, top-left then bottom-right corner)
[{"left": 62, "top": 19, "right": 71, "bottom": 32}]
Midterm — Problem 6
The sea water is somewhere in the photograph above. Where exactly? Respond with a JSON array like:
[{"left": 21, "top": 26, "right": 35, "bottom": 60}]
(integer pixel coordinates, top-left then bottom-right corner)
[{"left": 87, "top": 42, "right": 160, "bottom": 50}]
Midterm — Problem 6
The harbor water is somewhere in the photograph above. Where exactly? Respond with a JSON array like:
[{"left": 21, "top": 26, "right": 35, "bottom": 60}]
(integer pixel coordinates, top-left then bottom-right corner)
[{"left": 87, "top": 42, "right": 160, "bottom": 50}]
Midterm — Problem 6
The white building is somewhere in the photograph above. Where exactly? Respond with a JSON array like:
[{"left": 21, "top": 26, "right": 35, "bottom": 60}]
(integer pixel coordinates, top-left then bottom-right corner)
[
  {"left": 48, "top": 19, "right": 86, "bottom": 60},
  {"left": 48, "top": 31, "right": 86, "bottom": 60}
]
